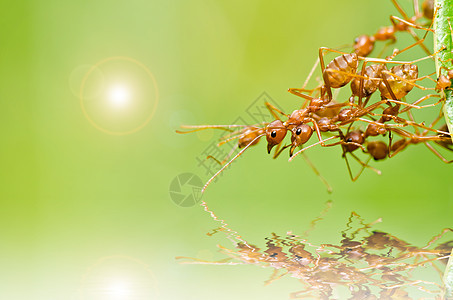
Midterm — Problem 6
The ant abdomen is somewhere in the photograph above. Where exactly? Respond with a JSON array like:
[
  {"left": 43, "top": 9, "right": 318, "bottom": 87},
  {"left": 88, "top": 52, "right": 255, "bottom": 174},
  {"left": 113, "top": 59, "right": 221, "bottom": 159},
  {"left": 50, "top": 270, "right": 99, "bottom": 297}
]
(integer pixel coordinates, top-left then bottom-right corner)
[
  {"left": 350, "top": 64, "right": 386, "bottom": 98},
  {"left": 379, "top": 64, "right": 418, "bottom": 99},
  {"left": 323, "top": 53, "right": 359, "bottom": 89},
  {"left": 238, "top": 127, "right": 262, "bottom": 148},
  {"left": 367, "top": 141, "right": 389, "bottom": 161}
]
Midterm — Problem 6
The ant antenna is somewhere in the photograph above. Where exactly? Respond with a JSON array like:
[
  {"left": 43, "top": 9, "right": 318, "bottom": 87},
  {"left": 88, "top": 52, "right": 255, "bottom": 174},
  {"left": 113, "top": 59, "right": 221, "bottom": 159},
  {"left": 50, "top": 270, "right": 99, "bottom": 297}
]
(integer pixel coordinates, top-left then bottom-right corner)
[{"left": 201, "top": 134, "right": 265, "bottom": 193}]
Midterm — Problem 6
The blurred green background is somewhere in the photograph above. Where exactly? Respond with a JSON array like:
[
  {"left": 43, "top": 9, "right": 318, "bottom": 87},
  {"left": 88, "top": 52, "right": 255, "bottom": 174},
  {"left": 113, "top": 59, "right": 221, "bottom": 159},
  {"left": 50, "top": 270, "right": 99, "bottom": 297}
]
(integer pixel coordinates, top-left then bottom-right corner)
[{"left": 0, "top": 0, "right": 452, "bottom": 299}]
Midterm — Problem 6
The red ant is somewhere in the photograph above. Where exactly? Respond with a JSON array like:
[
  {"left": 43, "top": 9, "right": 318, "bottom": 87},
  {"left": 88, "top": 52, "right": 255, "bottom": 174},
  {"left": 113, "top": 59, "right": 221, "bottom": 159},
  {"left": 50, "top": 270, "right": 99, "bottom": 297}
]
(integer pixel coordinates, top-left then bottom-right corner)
[{"left": 353, "top": 0, "right": 435, "bottom": 58}]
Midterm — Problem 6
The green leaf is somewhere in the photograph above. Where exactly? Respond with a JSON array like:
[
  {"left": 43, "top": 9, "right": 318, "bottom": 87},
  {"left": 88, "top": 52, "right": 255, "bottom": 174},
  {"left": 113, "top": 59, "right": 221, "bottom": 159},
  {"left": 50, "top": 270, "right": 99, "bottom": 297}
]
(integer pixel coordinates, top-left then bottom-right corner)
[{"left": 434, "top": 0, "right": 453, "bottom": 140}]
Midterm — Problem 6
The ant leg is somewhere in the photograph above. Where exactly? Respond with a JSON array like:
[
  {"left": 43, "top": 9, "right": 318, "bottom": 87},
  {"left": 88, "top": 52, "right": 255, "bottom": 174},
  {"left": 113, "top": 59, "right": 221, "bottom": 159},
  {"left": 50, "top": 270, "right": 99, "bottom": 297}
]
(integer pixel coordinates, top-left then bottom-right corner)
[
  {"left": 177, "top": 124, "right": 245, "bottom": 134},
  {"left": 377, "top": 40, "right": 395, "bottom": 58},
  {"left": 317, "top": 47, "right": 358, "bottom": 94},
  {"left": 302, "top": 56, "right": 321, "bottom": 90},
  {"left": 390, "top": 0, "right": 412, "bottom": 20},
  {"left": 387, "top": 1, "right": 435, "bottom": 58},
  {"left": 319, "top": 102, "right": 352, "bottom": 110},
  {"left": 309, "top": 118, "right": 328, "bottom": 147},
  {"left": 417, "top": 71, "right": 438, "bottom": 84},
  {"left": 357, "top": 60, "right": 370, "bottom": 108},
  {"left": 388, "top": 137, "right": 409, "bottom": 158},
  {"left": 390, "top": 15, "right": 434, "bottom": 32},
  {"left": 381, "top": 69, "right": 437, "bottom": 109},
  {"left": 207, "top": 155, "right": 223, "bottom": 166},
  {"left": 381, "top": 69, "right": 436, "bottom": 94},
  {"left": 350, "top": 152, "right": 382, "bottom": 176},
  {"left": 424, "top": 142, "right": 453, "bottom": 163},
  {"left": 382, "top": 72, "right": 400, "bottom": 100},
  {"left": 364, "top": 46, "right": 442, "bottom": 65},
  {"left": 303, "top": 200, "right": 333, "bottom": 237},
  {"left": 387, "top": 27, "right": 433, "bottom": 59},
  {"left": 400, "top": 94, "right": 442, "bottom": 113},
  {"left": 288, "top": 88, "right": 314, "bottom": 101},
  {"left": 175, "top": 256, "right": 237, "bottom": 265},
  {"left": 422, "top": 106, "right": 446, "bottom": 136},
  {"left": 318, "top": 46, "right": 350, "bottom": 56},
  {"left": 422, "top": 228, "right": 453, "bottom": 249},
  {"left": 362, "top": 95, "right": 373, "bottom": 108},
  {"left": 342, "top": 140, "right": 367, "bottom": 152},
  {"left": 406, "top": 109, "right": 421, "bottom": 135},
  {"left": 289, "top": 135, "right": 341, "bottom": 162},
  {"left": 343, "top": 153, "right": 379, "bottom": 182},
  {"left": 265, "top": 101, "right": 288, "bottom": 120},
  {"left": 264, "top": 269, "right": 288, "bottom": 286},
  {"left": 413, "top": 0, "right": 420, "bottom": 17},
  {"left": 207, "top": 144, "right": 239, "bottom": 165},
  {"left": 201, "top": 133, "right": 265, "bottom": 193},
  {"left": 301, "top": 152, "right": 333, "bottom": 193},
  {"left": 344, "top": 152, "right": 367, "bottom": 182},
  {"left": 318, "top": 47, "right": 333, "bottom": 101}
]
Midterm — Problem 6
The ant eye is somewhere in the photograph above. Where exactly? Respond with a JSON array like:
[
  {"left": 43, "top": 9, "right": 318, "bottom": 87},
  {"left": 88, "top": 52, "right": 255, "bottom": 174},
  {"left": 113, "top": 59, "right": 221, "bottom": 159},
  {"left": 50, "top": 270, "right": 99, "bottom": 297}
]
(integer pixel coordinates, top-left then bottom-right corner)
[
  {"left": 354, "top": 37, "right": 359, "bottom": 44},
  {"left": 347, "top": 138, "right": 352, "bottom": 142},
  {"left": 296, "top": 128, "right": 302, "bottom": 135},
  {"left": 271, "top": 131, "right": 277, "bottom": 138}
]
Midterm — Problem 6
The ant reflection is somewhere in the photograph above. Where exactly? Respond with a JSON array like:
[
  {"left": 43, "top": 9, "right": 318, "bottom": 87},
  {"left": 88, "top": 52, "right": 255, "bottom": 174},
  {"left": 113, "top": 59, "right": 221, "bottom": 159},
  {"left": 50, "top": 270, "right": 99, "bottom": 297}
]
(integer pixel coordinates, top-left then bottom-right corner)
[{"left": 177, "top": 206, "right": 452, "bottom": 299}]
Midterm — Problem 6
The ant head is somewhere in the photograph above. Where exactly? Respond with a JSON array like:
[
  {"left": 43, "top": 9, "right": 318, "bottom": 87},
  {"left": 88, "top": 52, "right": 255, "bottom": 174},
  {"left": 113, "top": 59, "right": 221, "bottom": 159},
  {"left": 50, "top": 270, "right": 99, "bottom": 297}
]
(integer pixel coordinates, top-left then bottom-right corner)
[
  {"left": 366, "top": 141, "right": 388, "bottom": 161},
  {"left": 353, "top": 35, "right": 375, "bottom": 57},
  {"left": 436, "top": 74, "right": 451, "bottom": 92},
  {"left": 343, "top": 130, "right": 364, "bottom": 152},
  {"left": 290, "top": 124, "right": 313, "bottom": 156},
  {"left": 266, "top": 120, "right": 287, "bottom": 154}
]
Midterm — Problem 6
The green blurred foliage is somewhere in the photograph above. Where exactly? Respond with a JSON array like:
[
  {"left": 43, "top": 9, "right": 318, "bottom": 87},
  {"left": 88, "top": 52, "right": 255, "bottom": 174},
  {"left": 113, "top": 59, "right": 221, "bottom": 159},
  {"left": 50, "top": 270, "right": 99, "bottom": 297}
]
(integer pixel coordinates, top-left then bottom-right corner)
[{"left": 0, "top": 0, "right": 451, "bottom": 299}]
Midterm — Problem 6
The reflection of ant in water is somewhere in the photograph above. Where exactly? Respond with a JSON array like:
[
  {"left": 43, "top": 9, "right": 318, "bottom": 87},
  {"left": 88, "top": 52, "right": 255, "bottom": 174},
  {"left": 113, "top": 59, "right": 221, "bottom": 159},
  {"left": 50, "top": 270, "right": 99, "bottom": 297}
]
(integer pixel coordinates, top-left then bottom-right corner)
[{"left": 177, "top": 204, "right": 453, "bottom": 299}]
